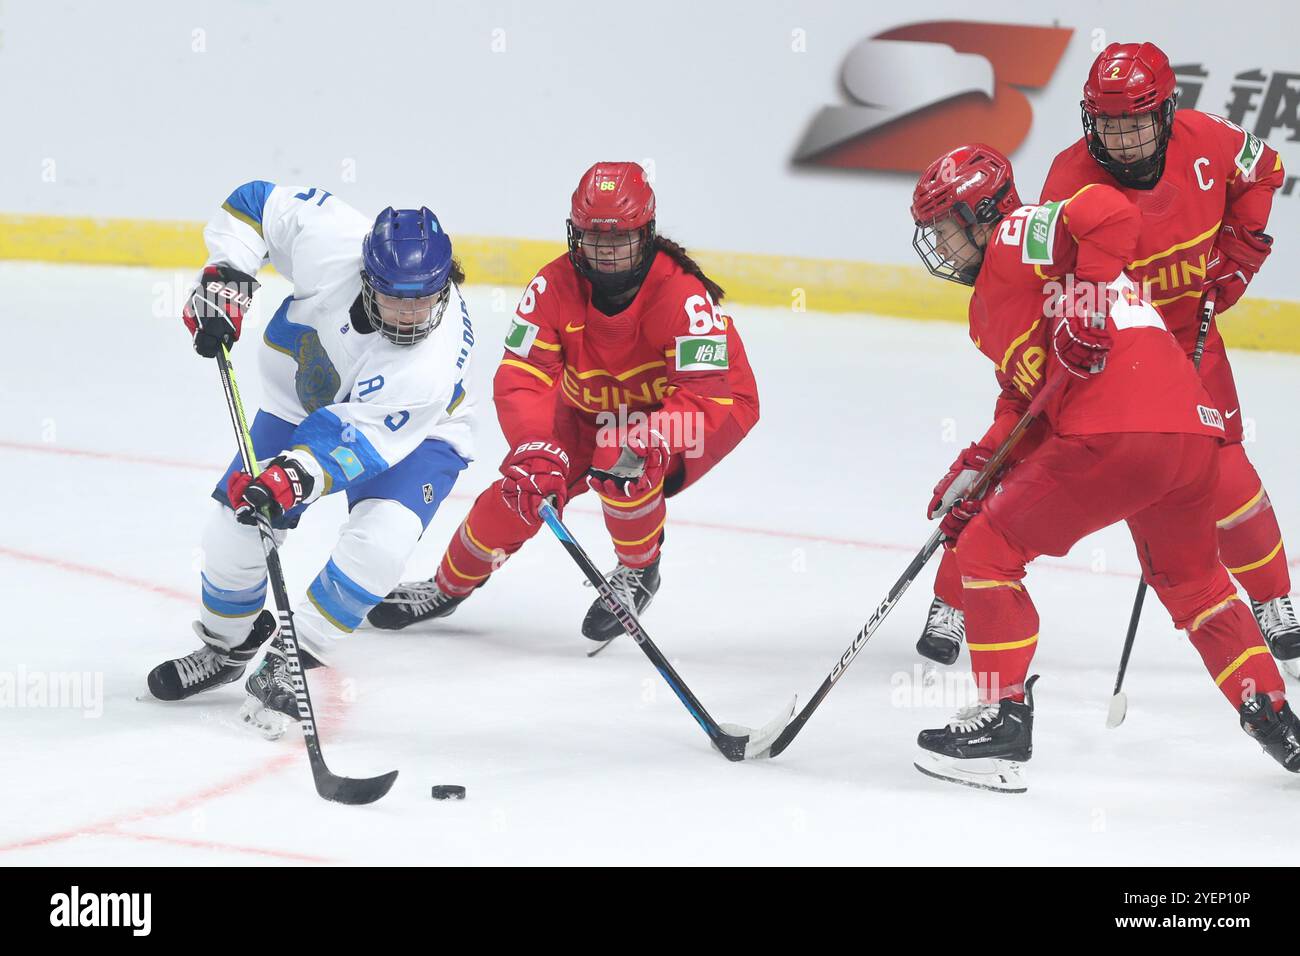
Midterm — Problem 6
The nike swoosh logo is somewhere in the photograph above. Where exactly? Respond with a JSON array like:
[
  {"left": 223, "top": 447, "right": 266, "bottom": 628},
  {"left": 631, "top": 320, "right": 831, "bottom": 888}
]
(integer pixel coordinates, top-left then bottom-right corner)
[
  {"left": 1226, "top": 409, "right": 1239, "bottom": 419},
  {"left": 565, "top": 321, "right": 585, "bottom": 333}
]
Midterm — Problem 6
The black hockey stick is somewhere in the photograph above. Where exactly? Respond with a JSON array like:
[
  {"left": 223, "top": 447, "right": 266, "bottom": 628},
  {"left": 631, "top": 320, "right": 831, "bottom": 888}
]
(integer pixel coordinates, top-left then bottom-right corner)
[
  {"left": 538, "top": 499, "right": 794, "bottom": 760},
  {"left": 1106, "top": 291, "right": 1217, "bottom": 728},
  {"left": 215, "top": 344, "right": 398, "bottom": 804},
  {"left": 583, "top": 446, "right": 658, "bottom": 659},
  {"left": 764, "top": 368, "right": 1070, "bottom": 758}
]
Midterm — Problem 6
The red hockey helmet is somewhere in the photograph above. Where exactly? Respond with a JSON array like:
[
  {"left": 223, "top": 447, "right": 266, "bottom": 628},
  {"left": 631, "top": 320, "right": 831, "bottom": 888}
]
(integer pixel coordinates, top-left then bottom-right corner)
[
  {"left": 567, "top": 162, "right": 657, "bottom": 297},
  {"left": 1080, "top": 42, "right": 1178, "bottom": 188},
  {"left": 911, "top": 144, "right": 1021, "bottom": 286}
]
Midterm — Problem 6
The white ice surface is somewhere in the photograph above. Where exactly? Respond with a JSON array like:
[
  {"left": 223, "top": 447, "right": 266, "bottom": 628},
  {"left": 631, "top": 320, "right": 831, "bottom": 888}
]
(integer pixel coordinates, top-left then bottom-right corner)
[{"left": 3, "top": 262, "right": 1299, "bottom": 865}]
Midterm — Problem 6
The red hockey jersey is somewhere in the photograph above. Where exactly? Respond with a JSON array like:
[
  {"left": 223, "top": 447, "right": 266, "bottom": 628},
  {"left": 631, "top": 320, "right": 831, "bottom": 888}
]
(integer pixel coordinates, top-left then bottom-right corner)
[
  {"left": 1041, "top": 109, "right": 1284, "bottom": 353},
  {"left": 970, "top": 183, "right": 1224, "bottom": 445},
  {"left": 494, "top": 250, "right": 760, "bottom": 459}
]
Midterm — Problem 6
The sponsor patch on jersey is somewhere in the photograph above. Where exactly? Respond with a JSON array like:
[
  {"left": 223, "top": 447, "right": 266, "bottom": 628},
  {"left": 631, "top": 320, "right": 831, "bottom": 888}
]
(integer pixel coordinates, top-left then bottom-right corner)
[
  {"left": 1198, "top": 405, "right": 1226, "bottom": 430},
  {"left": 1236, "top": 131, "right": 1263, "bottom": 178},
  {"left": 330, "top": 445, "right": 365, "bottom": 480},
  {"left": 676, "top": 334, "right": 729, "bottom": 371},
  {"left": 504, "top": 317, "right": 540, "bottom": 357},
  {"left": 422, "top": 482, "right": 435, "bottom": 504},
  {"left": 1022, "top": 201, "right": 1062, "bottom": 266}
]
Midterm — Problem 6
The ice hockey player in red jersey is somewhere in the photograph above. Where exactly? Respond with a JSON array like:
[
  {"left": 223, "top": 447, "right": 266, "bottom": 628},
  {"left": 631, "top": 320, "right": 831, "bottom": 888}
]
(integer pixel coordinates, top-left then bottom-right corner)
[
  {"left": 908, "top": 143, "right": 1299, "bottom": 792},
  {"left": 916, "top": 41, "right": 1298, "bottom": 678},
  {"left": 367, "top": 162, "right": 760, "bottom": 640}
]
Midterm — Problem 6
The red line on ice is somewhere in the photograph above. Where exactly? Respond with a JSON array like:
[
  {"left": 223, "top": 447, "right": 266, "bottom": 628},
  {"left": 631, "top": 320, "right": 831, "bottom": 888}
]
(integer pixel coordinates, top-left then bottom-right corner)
[
  {"left": 6, "top": 437, "right": 1263, "bottom": 580},
  {"left": 0, "top": 544, "right": 349, "bottom": 864}
]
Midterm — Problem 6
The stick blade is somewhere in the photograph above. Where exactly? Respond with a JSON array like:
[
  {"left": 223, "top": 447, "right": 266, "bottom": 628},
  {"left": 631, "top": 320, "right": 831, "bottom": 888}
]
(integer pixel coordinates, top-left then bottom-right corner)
[
  {"left": 315, "top": 768, "right": 399, "bottom": 806},
  {"left": 586, "top": 636, "right": 618, "bottom": 658},
  {"left": 718, "top": 696, "right": 798, "bottom": 761},
  {"left": 1106, "top": 691, "right": 1127, "bottom": 729}
]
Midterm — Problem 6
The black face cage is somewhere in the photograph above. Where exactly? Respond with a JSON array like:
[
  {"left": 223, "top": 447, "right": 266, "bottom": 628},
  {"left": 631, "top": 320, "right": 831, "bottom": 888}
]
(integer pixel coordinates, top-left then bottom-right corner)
[
  {"left": 912, "top": 183, "right": 1010, "bottom": 287},
  {"left": 360, "top": 274, "right": 451, "bottom": 347},
  {"left": 1081, "top": 93, "right": 1177, "bottom": 189},
  {"left": 566, "top": 220, "right": 657, "bottom": 297}
]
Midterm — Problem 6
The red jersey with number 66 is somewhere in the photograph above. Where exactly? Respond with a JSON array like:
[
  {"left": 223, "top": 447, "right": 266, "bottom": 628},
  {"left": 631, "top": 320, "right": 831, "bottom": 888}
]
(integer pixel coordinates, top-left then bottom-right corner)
[
  {"left": 493, "top": 250, "right": 760, "bottom": 463},
  {"left": 970, "top": 183, "right": 1224, "bottom": 446}
]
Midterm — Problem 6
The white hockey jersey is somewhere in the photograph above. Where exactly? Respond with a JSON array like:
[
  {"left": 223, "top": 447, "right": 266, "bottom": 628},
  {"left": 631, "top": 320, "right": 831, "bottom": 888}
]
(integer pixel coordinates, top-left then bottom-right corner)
[{"left": 202, "top": 181, "right": 477, "bottom": 496}]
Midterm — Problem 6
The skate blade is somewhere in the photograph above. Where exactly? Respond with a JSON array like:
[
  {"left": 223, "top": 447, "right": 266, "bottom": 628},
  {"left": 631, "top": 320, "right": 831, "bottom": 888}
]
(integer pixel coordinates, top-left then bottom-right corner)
[
  {"left": 238, "top": 697, "right": 293, "bottom": 741},
  {"left": 913, "top": 750, "right": 1027, "bottom": 794}
]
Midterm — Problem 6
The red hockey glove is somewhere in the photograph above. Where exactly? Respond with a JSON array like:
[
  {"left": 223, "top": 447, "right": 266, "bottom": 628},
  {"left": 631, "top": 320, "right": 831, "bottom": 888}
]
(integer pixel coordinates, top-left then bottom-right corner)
[
  {"left": 1206, "top": 225, "right": 1272, "bottom": 314},
  {"left": 938, "top": 499, "right": 983, "bottom": 548},
  {"left": 227, "top": 455, "right": 315, "bottom": 524},
  {"left": 928, "top": 442, "right": 995, "bottom": 548},
  {"left": 1052, "top": 284, "right": 1114, "bottom": 379},
  {"left": 588, "top": 425, "right": 669, "bottom": 499},
  {"left": 500, "top": 440, "right": 570, "bottom": 525}
]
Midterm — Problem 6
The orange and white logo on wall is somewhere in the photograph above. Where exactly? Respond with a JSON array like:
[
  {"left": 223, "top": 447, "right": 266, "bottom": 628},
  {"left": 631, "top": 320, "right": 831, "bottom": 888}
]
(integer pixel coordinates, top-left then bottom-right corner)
[{"left": 794, "top": 21, "right": 1073, "bottom": 173}]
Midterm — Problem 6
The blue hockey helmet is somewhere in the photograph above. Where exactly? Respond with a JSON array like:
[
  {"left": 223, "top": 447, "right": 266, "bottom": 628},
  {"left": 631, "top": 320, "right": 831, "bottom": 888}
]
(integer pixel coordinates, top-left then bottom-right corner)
[{"left": 361, "top": 207, "right": 454, "bottom": 346}]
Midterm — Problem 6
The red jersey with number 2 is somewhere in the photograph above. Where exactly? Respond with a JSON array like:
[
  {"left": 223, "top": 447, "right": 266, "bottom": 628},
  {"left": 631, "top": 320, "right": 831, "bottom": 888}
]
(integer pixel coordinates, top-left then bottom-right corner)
[{"left": 970, "top": 183, "right": 1225, "bottom": 444}]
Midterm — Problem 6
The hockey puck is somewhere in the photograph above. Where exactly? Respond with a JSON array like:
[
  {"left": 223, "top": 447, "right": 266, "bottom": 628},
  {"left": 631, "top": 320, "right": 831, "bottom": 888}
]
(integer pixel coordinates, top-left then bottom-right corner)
[{"left": 431, "top": 785, "right": 466, "bottom": 800}]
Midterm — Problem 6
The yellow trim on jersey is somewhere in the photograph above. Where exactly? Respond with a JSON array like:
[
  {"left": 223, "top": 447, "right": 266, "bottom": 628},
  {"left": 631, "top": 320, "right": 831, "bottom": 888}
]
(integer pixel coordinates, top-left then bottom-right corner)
[
  {"left": 1226, "top": 539, "right": 1285, "bottom": 575},
  {"left": 1214, "top": 645, "right": 1271, "bottom": 687},
  {"left": 1064, "top": 183, "right": 1100, "bottom": 205},
  {"left": 220, "top": 201, "right": 265, "bottom": 238},
  {"left": 1191, "top": 595, "right": 1240, "bottom": 632},
  {"left": 706, "top": 397, "right": 734, "bottom": 405},
  {"left": 1056, "top": 183, "right": 1099, "bottom": 230},
  {"left": 445, "top": 552, "right": 491, "bottom": 583},
  {"left": 962, "top": 579, "right": 1024, "bottom": 592},
  {"left": 463, "top": 520, "right": 494, "bottom": 556},
  {"left": 1127, "top": 221, "right": 1221, "bottom": 269},
  {"left": 559, "top": 374, "right": 604, "bottom": 413},
  {"left": 5, "top": 213, "right": 1300, "bottom": 353},
  {"left": 566, "top": 360, "right": 666, "bottom": 381},
  {"left": 597, "top": 481, "right": 665, "bottom": 509},
  {"left": 967, "top": 633, "right": 1039, "bottom": 652},
  {"left": 611, "top": 517, "right": 668, "bottom": 548},
  {"left": 306, "top": 591, "right": 353, "bottom": 633},
  {"left": 997, "top": 320, "right": 1041, "bottom": 374},
  {"left": 1148, "top": 289, "right": 1203, "bottom": 308},
  {"left": 531, "top": 338, "right": 562, "bottom": 351},
  {"left": 1217, "top": 488, "right": 1265, "bottom": 527},
  {"left": 500, "top": 358, "right": 554, "bottom": 387}
]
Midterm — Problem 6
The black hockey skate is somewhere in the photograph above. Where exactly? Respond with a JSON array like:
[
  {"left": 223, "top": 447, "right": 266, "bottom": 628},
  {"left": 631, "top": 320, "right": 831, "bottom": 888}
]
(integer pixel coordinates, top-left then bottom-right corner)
[
  {"left": 367, "top": 579, "right": 469, "bottom": 631},
  {"left": 915, "top": 675, "right": 1038, "bottom": 793},
  {"left": 1252, "top": 596, "right": 1300, "bottom": 678},
  {"left": 1240, "top": 693, "right": 1300, "bottom": 772},
  {"left": 916, "top": 597, "right": 965, "bottom": 666},
  {"left": 581, "top": 556, "right": 661, "bottom": 643},
  {"left": 240, "top": 635, "right": 301, "bottom": 740},
  {"left": 147, "top": 610, "right": 276, "bottom": 701}
]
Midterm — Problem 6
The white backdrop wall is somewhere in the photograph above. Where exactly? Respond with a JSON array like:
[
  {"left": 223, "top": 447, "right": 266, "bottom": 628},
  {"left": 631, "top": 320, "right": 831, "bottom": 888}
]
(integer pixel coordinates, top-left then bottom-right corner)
[{"left": 2, "top": 0, "right": 1297, "bottom": 299}]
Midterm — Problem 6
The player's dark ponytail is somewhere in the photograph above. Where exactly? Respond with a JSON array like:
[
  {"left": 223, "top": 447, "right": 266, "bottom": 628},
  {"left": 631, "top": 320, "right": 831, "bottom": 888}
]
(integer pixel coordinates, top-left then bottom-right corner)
[
  {"left": 655, "top": 236, "right": 725, "bottom": 303},
  {"left": 450, "top": 257, "right": 466, "bottom": 286}
]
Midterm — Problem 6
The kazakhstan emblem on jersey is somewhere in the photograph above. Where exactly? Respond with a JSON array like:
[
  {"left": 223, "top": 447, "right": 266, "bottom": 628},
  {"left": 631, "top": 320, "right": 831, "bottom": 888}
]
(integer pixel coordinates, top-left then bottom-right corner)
[{"left": 264, "top": 299, "right": 342, "bottom": 414}]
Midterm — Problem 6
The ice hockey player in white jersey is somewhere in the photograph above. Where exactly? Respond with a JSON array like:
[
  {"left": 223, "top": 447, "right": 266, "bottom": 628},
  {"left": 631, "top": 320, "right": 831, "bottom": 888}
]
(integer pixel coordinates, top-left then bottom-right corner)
[{"left": 147, "top": 181, "right": 477, "bottom": 736}]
